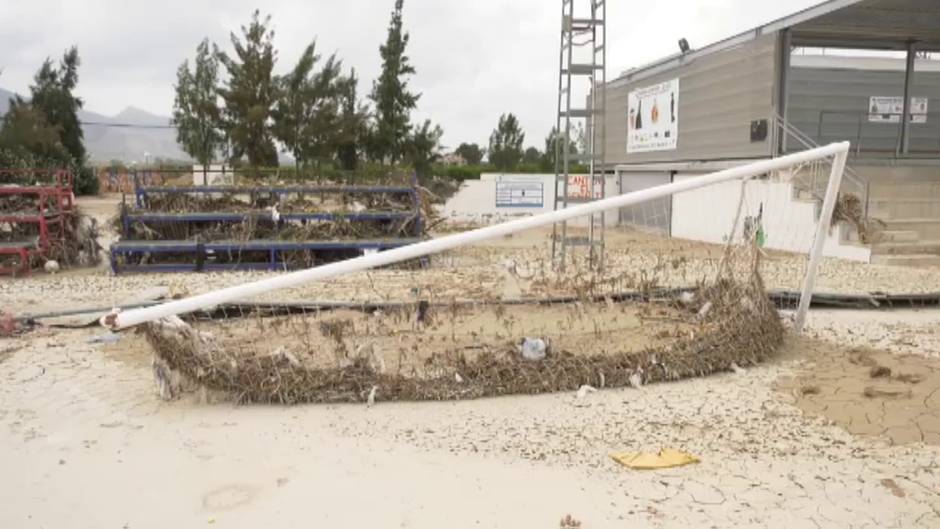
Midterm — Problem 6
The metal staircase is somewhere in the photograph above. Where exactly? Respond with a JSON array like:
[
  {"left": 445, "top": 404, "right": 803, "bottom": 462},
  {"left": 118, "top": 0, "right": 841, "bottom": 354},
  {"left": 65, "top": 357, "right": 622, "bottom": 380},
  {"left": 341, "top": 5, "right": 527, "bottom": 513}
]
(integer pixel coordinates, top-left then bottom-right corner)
[{"left": 551, "top": 0, "right": 607, "bottom": 270}]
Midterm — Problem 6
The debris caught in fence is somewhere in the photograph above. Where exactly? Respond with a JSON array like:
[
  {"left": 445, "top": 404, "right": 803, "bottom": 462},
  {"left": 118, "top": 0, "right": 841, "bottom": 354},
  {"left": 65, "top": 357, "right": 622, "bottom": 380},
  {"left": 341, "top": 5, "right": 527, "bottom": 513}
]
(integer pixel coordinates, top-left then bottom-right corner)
[
  {"left": 832, "top": 192, "right": 885, "bottom": 244},
  {"left": 111, "top": 180, "right": 430, "bottom": 272},
  {"left": 142, "top": 240, "right": 784, "bottom": 404},
  {"left": 1, "top": 169, "right": 101, "bottom": 274}
]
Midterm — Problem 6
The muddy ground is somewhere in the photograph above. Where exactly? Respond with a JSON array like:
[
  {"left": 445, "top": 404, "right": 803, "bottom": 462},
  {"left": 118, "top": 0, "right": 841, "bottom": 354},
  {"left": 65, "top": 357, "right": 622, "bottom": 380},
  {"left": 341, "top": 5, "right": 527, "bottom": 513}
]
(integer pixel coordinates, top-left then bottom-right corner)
[
  {"left": 789, "top": 309, "right": 940, "bottom": 447},
  {"left": 1, "top": 195, "right": 939, "bottom": 528},
  {"left": 2, "top": 318, "right": 939, "bottom": 528},
  {"left": 780, "top": 318, "right": 940, "bottom": 446}
]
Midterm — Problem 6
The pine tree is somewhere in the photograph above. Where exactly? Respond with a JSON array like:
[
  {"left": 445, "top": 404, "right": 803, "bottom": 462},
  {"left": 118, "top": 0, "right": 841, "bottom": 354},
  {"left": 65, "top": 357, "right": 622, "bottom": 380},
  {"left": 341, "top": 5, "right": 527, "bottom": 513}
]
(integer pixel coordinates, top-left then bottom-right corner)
[
  {"left": 370, "top": 0, "right": 419, "bottom": 164},
  {"left": 173, "top": 39, "right": 224, "bottom": 178},
  {"left": 0, "top": 97, "right": 71, "bottom": 167},
  {"left": 488, "top": 113, "right": 525, "bottom": 171},
  {"left": 217, "top": 10, "right": 279, "bottom": 167},
  {"left": 272, "top": 41, "right": 343, "bottom": 171},
  {"left": 406, "top": 119, "right": 443, "bottom": 180},
  {"left": 335, "top": 69, "right": 369, "bottom": 171},
  {"left": 29, "top": 47, "right": 85, "bottom": 166},
  {"left": 541, "top": 126, "right": 578, "bottom": 172},
  {"left": 7, "top": 47, "right": 96, "bottom": 193}
]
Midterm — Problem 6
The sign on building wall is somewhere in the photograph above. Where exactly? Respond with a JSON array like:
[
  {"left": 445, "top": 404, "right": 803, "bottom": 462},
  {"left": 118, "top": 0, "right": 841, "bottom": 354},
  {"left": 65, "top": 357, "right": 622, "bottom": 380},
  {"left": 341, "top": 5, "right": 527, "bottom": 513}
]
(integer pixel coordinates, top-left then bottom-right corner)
[
  {"left": 566, "top": 175, "right": 591, "bottom": 199},
  {"left": 495, "top": 181, "right": 544, "bottom": 208},
  {"left": 868, "top": 96, "right": 929, "bottom": 124},
  {"left": 627, "top": 78, "right": 680, "bottom": 153}
]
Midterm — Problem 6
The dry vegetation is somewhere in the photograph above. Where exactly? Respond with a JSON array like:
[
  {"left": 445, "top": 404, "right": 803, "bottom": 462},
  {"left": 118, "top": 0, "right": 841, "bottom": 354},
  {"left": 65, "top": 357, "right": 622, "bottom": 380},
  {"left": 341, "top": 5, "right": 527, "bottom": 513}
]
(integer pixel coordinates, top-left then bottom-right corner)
[{"left": 143, "top": 238, "right": 784, "bottom": 404}]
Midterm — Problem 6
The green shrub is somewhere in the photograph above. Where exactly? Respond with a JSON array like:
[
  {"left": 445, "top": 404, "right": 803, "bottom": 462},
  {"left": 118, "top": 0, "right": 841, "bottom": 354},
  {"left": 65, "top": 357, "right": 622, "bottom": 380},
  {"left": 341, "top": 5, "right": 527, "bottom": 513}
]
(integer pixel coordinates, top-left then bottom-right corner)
[
  {"left": 74, "top": 165, "right": 99, "bottom": 195},
  {"left": 432, "top": 164, "right": 483, "bottom": 181}
]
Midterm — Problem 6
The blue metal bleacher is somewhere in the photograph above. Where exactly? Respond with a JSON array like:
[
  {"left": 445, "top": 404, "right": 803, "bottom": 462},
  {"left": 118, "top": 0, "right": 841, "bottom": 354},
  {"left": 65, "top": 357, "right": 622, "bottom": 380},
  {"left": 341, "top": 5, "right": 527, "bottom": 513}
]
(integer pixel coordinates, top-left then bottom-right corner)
[
  {"left": 111, "top": 180, "right": 425, "bottom": 274},
  {"left": 110, "top": 238, "right": 422, "bottom": 273}
]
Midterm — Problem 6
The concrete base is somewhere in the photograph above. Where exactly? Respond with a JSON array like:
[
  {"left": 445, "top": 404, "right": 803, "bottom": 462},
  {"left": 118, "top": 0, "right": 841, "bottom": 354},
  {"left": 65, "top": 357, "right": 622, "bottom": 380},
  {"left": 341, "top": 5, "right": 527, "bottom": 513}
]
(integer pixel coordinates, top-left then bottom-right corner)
[
  {"left": 870, "top": 254, "right": 940, "bottom": 267},
  {"left": 864, "top": 171, "right": 940, "bottom": 267},
  {"left": 873, "top": 241, "right": 940, "bottom": 256}
]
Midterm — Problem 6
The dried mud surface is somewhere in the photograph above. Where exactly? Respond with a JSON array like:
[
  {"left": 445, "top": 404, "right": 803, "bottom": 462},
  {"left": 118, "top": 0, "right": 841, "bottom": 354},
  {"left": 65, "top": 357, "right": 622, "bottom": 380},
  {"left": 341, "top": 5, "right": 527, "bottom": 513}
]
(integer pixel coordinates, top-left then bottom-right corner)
[
  {"left": 2, "top": 326, "right": 938, "bottom": 528},
  {"left": 778, "top": 345, "right": 940, "bottom": 446},
  {"left": 780, "top": 309, "right": 940, "bottom": 447}
]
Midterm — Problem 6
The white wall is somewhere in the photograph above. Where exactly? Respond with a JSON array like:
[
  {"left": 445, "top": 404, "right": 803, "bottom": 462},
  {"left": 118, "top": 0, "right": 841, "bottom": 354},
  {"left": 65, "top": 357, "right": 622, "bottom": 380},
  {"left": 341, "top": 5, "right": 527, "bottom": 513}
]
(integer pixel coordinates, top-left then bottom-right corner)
[
  {"left": 671, "top": 173, "right": 871, "bottom": 262},
  {"left": 442, "top": 173, "right": 619, "bottom": 227},
  {"left": 442, "top": 174, "right": 554, "bottom": 223},
  {"left": 443, "top": 168, "right": 870, "bottom": 262},
  {"left": 192, "top": 165, "right": 234, "bottom": 186}
]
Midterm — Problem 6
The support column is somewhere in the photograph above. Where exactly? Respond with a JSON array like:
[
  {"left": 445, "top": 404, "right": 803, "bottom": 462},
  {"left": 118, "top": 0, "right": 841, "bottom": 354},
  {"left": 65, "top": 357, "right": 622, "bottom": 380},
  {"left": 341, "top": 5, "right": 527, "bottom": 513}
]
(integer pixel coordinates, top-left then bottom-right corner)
[
  {"left": 777, "top": 29, "right": 792, "bottom": 155},
  {"left": 899, "top": 41, "right": 916, "bottom": 156}
]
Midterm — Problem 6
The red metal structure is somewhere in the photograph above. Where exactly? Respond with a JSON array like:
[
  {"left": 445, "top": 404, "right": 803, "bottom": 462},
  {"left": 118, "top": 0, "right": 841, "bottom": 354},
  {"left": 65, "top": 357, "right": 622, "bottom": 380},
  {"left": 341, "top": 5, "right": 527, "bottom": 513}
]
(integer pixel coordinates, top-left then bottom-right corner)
[{"left": 0, "top": 169, "right": 75, "bottom": 276}]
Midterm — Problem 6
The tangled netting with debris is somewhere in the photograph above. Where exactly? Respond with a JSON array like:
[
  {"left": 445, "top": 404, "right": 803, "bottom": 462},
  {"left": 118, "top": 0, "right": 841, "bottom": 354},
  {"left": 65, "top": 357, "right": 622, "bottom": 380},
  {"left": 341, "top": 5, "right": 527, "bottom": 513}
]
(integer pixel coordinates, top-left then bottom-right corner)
[
  {"left": 143, "top": 241, "right": 784, "bottom": 404},
  {"left": 0, "top": 198, "right": 101, "bottom": 269},
  {"left": 122, "top": 213, "right": 422, "bottom": 243},
  {"left": 46, "top": 211, "right": 103, "bottom": 267},
  {"left": 832, "top": 193, "right": 885, "bottom": 244},
  {"left": 143, "top": 189, "right": 417, "bottom": 214}
]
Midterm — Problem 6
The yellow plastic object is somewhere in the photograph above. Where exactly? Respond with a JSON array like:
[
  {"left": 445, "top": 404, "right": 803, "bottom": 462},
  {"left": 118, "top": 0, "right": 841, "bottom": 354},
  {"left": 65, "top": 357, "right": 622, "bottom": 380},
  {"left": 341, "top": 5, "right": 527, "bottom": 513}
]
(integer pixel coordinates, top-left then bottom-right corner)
[{"left": 610, "top": 448, "right": 700, "bottom": 470}]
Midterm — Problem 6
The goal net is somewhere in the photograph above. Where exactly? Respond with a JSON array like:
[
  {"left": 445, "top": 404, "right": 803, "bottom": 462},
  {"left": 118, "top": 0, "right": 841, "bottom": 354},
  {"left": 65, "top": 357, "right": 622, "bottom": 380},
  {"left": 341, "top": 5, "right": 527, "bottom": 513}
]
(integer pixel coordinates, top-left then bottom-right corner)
[{"left": 104, "top": 143, "right": 850, "bottom": 404}]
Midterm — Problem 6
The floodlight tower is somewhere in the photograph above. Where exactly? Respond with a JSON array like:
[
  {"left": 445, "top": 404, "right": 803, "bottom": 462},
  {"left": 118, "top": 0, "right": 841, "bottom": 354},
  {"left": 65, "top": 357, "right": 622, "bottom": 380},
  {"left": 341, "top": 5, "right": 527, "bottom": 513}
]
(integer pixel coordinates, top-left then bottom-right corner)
[{"left": 551, "top": 0, "right": 607, "bottom": 270}]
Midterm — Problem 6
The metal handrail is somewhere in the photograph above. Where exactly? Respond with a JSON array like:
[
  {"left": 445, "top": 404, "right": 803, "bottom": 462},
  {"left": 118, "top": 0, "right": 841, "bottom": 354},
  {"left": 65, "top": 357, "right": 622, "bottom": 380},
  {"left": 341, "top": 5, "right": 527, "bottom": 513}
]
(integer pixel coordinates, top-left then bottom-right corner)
[
  {"left": 776, "top": 113, "right": 866, "bottom": 188},
  {"left": 774, "top": 113, "right": 870, "bottom": 219}
]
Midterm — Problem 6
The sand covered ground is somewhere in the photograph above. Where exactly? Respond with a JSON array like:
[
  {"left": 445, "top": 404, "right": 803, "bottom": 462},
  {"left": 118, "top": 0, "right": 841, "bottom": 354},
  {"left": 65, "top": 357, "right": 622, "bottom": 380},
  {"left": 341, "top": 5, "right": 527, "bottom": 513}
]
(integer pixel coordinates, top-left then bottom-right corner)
[
  {"left": 1, "top": 313, "right": 939, "bottom": 528},
  {"left": 1, "top": 195, "right": 939, "bottom": 528}
]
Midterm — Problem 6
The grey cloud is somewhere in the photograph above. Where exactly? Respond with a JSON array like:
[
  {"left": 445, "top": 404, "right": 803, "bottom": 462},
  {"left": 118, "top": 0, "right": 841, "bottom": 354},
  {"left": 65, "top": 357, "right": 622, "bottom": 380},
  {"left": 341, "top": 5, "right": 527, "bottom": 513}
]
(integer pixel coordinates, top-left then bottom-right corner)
[{"left": 0, "top": 0, "right": 821, "bottom": 150}]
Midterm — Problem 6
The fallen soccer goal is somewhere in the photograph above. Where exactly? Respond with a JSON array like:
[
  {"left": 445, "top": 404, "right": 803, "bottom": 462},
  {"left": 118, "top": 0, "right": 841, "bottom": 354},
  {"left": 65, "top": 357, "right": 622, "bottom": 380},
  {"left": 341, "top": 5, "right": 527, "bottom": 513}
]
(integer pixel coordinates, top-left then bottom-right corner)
[{"left": 106, "top": 142, "right": 850, "bottom": 404}]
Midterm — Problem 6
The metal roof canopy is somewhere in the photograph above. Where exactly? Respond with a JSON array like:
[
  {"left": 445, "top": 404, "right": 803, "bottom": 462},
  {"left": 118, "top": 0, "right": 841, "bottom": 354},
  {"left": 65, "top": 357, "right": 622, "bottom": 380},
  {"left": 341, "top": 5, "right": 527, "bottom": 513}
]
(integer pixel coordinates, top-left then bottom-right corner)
[
  {"left": 614, "top": 0, "right": 940, "bottom": 87},
  {"left": 794, "top": 0, "right": 940, "bottom": 48}
]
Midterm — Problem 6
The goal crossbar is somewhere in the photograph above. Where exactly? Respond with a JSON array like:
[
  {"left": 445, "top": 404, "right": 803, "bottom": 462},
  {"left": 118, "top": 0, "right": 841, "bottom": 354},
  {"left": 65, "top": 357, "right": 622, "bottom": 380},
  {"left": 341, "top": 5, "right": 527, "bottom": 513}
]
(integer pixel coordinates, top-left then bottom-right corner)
[{"left": 106, "top": 142, "right": 850, "bottom": 331}]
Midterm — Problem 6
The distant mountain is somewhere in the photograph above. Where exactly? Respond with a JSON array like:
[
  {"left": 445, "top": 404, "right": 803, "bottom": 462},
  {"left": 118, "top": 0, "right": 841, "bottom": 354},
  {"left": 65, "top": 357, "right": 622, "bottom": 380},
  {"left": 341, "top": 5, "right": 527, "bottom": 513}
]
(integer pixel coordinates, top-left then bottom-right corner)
[
  {"left": 0, "top": 89, "right": 303, "bottom": 166},
  {"left": 0, "top": 86, "right": 190, "bottom": 164},
  {"left": 79, "top": 106, "right": 190, "bottom": 164}
]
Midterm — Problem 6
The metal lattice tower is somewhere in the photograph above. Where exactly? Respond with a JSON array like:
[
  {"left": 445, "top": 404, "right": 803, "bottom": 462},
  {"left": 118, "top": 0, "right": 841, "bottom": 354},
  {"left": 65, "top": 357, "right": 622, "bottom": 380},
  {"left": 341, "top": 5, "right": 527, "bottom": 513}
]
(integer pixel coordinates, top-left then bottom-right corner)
[{"left": 551, "top": 0, "right": 607, "bottom": 270}]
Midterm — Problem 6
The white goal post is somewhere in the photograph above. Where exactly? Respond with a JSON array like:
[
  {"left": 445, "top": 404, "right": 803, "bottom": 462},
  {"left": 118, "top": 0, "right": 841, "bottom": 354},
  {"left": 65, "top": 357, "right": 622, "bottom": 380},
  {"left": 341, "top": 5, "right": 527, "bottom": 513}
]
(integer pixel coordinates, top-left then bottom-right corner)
[{"left": 105, "top": 142, "right": 850, "bottom": 332}]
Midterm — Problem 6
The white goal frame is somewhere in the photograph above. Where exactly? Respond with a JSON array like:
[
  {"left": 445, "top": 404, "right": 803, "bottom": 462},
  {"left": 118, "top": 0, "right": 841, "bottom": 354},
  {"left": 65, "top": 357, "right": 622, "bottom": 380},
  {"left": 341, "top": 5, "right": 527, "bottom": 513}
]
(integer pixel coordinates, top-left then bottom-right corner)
[{"left": 106, "top": 142, "right": 850, "bottom": 333}]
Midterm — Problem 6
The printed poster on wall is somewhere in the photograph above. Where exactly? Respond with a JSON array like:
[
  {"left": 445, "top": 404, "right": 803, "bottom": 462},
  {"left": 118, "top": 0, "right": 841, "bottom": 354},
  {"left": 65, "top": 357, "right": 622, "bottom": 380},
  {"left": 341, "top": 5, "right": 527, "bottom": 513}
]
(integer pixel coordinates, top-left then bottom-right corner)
[
  {"left": 495, "top": 181, "right": 544, "bottom": 208},
  {"left": 868, "top": 96, "right": 929, "bottom": 124},
  {"left": 627, "top": 78, "right": 679, "bottom": 154}
]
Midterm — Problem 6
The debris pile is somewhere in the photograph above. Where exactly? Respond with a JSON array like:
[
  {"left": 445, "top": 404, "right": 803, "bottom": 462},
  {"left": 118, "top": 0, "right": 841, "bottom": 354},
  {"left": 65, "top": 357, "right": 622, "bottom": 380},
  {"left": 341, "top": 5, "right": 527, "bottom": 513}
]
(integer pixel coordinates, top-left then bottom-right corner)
[
  {"left": 0, "top": 169, "right": 101, "bottom": 274},
  {"left": 143, "top": 241, "right": 784, "bottom": 403},
  {"left": 111, "top": 181, "right": 428, "bottom": 271}
]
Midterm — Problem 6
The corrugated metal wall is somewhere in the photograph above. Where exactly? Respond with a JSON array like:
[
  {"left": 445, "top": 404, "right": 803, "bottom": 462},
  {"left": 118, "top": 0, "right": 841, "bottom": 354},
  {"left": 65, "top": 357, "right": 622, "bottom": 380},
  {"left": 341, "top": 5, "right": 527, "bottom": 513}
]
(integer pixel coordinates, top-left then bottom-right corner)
[
  {"left": 601, "top": 34, "right": 778, "bottom": 166},
  {"left": 912, "top": 68, "right": 940, "bottom": 154},
  {"left": 788, "top": 65, "right": 940, "bottom": 155}
]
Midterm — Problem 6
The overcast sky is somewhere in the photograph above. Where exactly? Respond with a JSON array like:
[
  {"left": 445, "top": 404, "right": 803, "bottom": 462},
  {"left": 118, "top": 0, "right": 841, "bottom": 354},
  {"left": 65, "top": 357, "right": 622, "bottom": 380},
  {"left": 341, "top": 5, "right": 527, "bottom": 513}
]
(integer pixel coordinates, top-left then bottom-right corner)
[{"left": 0, "top": 0, "right": 822, "bottom": 150}]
